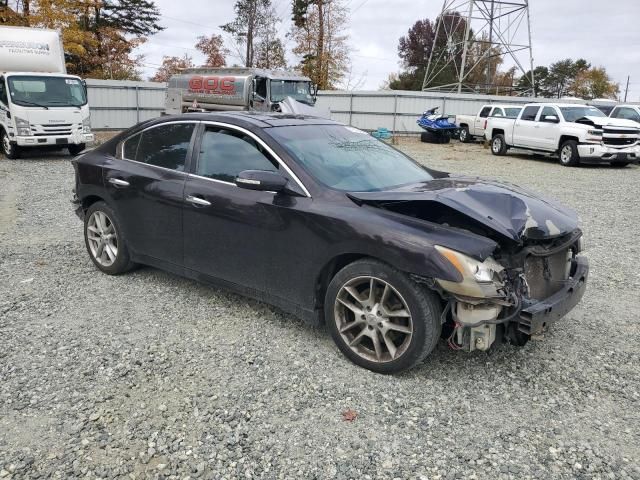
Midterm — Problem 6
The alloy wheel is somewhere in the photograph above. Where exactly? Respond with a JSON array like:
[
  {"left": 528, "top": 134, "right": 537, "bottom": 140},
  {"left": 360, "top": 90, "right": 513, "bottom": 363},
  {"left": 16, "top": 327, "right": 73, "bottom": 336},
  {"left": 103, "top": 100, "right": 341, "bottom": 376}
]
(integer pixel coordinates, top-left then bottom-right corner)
[
  {"left": 492, "top": 137, "right": 502, "bottom": 153},
  {"left": 460, "top": 129, "right": 468, "bottom": 142},
  {"left": 86, "top": 210, "right": 118, "bottom": 267},
  {"left": 2, "top": 133, "right": 12, "bottom": 156},
  {"left": 560, "top": 145, "right": 572, "bottom": 164},
  {"left": 334, "top": 276, "right": 413, "bottom": 363}
]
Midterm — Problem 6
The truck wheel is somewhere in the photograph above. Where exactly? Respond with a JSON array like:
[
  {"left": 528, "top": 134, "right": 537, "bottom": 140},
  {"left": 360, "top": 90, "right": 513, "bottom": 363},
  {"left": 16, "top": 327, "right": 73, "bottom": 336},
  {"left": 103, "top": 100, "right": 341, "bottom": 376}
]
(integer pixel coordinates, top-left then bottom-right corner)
[
  {"left": 559, "top": 140, "right": 580, "bottom": 167},
  {"left": 459, "top": 126, "right": 471, "bottom": 143},
  {"left": 420, "top": 131, "right": 437, "bottom": 143},
  {"left": 68, "top": 143, "right": 86, "bottom": 156},
  {"left": 439, "top": 135, "right": 451, "bottom": 144},
  {"left": 325, "top": 259, "right": 442, "bottom": 374},
  {"left": 2, "top": 131, "right": 20, "bottom": 159},
  {"left": 491, "top": 134, "right": 507, "bottom": 156}
]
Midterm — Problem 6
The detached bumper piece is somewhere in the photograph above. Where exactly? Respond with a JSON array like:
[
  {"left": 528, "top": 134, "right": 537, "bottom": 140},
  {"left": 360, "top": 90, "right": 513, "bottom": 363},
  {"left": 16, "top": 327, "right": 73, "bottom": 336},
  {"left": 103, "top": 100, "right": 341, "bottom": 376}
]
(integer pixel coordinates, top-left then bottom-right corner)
[{"left": 518, "top": 256, "right": 589, "bottom": 336}]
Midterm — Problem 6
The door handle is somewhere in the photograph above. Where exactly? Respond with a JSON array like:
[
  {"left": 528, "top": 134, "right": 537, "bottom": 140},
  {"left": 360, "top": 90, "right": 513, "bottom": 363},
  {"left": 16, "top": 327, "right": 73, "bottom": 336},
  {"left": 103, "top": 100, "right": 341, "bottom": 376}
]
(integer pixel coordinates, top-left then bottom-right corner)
[
  {"left": 108, "top": 178, "right": 130, "bottom": 187},
  {"left": 186, "top": 195, "right": 211, "bottom": 207}
]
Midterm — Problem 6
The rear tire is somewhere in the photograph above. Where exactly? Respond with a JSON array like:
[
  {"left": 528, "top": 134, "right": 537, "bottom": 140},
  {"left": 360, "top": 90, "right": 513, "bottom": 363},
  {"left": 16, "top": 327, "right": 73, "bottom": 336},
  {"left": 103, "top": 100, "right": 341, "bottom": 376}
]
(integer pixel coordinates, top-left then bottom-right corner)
[
  {"left": 559, "top": 140, "right": 580, "bottom": 166},
  {"left": 459, "top": 126, "right": 471, "bottom": 143},
  {"left": 325, "top": 259, "right": 442, "bottom": 374},
  {"left": 491, "top": 134, "right": 507, "bottom": 156},
  {"left": 68, "top": 143, "right": 86, "bottom": 156},
  {"left": 2, "top": 131, "right": 20, "bottom": 159},
  {"left": 84, "top": 201, "right": 136, "bottom": 275}
]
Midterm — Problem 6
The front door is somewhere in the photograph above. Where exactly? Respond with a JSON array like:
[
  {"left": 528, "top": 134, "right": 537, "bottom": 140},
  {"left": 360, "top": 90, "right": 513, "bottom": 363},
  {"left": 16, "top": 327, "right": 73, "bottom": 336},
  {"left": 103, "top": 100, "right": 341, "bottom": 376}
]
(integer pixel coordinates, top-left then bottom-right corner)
[
  {"left": 183, "top": 124, "right": 293, "bottom": 293},
  {"left": 513, "top": 105, "right": 541, "bottom": 148},
  {"left": 104, "top": 121, "right": 197, "bottom": 266}
]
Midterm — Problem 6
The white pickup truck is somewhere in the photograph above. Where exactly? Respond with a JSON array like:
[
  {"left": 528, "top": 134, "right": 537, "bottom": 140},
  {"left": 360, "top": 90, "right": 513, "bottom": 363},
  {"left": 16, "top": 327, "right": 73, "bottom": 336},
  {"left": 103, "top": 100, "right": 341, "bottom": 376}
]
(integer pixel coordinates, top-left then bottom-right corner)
[
  {"left": 455, "top": 104, "right": 522, "bottom": 143},
  {"left": 485, "top": 103, "right": 640, "bottom": 167},
  {"left": 609, "top": 104, "right": 640, "bottom": 124}
]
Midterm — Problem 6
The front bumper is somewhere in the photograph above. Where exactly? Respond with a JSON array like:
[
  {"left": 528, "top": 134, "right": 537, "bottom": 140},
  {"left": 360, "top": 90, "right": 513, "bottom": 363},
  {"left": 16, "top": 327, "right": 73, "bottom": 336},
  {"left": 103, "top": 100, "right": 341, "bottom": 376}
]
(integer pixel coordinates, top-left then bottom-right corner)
[
  {"left": 15, "top": 133, "right": 95, "bottom": 147},
  {"left": 517, "top": 256, "right": 589, "bottom": 336},
  {"left": 577, "top": 143, "right": 640, "bottom": 163}
]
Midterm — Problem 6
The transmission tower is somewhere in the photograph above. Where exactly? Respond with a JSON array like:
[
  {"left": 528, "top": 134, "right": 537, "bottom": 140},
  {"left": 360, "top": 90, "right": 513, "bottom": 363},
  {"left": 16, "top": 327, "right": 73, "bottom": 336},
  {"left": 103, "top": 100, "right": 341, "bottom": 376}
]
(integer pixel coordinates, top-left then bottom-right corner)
[{"left": 422, "top": 0, "right": 535, "bottom": 95}]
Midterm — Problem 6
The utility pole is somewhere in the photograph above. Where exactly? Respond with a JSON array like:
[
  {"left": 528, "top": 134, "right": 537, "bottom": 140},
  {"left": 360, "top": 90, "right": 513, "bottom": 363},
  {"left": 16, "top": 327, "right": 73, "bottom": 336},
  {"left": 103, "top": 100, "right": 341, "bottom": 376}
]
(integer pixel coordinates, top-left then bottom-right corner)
[{"left": 624, "top": 75, "right": 630, "bottom": 102}]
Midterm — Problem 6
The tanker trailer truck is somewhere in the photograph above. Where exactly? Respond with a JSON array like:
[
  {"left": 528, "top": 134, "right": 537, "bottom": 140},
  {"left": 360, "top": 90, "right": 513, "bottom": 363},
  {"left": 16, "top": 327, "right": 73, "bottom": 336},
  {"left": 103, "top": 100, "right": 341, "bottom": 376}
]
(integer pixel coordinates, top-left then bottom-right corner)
[
  {"left": 165, "top": 67, "right": 329, "bottom": 117},
  {"left": 0, "top": 26, "right": 94, "bottom": 159}
]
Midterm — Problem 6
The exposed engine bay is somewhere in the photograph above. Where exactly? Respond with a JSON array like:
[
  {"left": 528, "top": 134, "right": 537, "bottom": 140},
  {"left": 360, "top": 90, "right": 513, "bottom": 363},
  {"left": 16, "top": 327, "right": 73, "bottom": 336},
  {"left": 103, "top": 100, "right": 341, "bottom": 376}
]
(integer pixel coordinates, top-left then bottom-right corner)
[{"left": 349, "top": 179, "right": 589, "bottom": 353}]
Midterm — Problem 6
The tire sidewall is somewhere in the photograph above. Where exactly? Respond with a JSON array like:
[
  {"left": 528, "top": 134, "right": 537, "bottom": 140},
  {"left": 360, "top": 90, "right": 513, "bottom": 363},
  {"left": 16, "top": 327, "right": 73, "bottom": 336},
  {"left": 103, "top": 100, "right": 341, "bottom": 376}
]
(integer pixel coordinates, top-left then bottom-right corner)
[
  {"left": 559, "top": 140, "right": 579, "bottom": 166},
  {"left": 2, "top": 131, "right": 18, "bottom": 159},
  {"left": 324, "top": 260, "right": 441, "bottom": 374},
  {"left": 84, "top": 201, "right": 131, "bottom": 274},
  {"left": 491, "top": 135, "right": 505, "bottom": 155},
  {"left": 460, "top": 127, "right": 469, "bottom": 142}
]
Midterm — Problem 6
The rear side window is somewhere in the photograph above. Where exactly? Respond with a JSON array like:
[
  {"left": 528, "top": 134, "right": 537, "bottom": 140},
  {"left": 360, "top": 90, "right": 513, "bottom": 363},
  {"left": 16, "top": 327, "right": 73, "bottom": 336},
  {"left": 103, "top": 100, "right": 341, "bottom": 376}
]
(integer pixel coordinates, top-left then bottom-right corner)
[
  {"left": 521, "top": 106, "right": 540, "bottom": 121},
  {"left": 491, "top": 108, "right": 505, "bottom": 117},
  {"left": 196, "top": 127, "right": 278, "bottom": 183},
  {"left": 135, "top": 123, "right": 195, "bottom": 171},
  {"left": 479, "top": 106, "right": 492, "bottom": 118}
]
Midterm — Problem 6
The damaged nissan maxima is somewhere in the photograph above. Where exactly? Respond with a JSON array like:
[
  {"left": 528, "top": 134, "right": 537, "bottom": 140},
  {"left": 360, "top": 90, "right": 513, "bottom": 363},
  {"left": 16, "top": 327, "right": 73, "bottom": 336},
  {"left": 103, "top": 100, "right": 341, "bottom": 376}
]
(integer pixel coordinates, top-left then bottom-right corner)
[{"left": 72, "top": 113, "right": 588, "bottom": 374}]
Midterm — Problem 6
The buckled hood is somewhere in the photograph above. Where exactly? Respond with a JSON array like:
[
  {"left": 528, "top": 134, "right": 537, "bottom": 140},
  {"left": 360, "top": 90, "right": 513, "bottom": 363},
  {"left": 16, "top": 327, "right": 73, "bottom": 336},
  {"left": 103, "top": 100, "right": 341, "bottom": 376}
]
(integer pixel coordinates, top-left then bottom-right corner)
[{"left": 348, "top": 176, "right": 579, "bottom": 243}]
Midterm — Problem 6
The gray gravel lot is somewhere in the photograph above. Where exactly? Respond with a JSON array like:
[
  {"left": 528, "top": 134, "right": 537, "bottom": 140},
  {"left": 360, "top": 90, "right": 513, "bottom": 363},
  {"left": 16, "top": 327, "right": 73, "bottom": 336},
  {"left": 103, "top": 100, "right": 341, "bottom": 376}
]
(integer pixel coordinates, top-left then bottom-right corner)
[{"left": 1, "top": 139, "right": 639, "bottom": 479}]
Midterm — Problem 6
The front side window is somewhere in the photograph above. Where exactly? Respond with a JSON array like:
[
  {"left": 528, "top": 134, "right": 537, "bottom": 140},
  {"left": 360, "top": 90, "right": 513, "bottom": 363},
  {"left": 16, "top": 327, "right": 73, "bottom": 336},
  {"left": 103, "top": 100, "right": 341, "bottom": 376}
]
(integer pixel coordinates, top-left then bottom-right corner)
[
  {"left": 0, "top": 77, "right": 7, "bottom": 105},
  {"left": 134, "top": 123, "right": 195, "bottom": 171},
  {"left": 479, "top": 106, "right": 492, "bottom": 118},
  {"left": 540, "top": 106, "right": 557, "bottom": 122},
  {"left": 7, "top": 75, "right": 87, "bottom": 107},
  {"left": 521, "top": 106, "right": 540, "bottom": 121},
  {"left": 267, "top": 124, "right": 434, "bottom": 192},
  {"left": 196, "top": 127, "right": 278, "bottom": 183},
  {"left": 559, "top": 106, "right": 606, "bottom": 122}
]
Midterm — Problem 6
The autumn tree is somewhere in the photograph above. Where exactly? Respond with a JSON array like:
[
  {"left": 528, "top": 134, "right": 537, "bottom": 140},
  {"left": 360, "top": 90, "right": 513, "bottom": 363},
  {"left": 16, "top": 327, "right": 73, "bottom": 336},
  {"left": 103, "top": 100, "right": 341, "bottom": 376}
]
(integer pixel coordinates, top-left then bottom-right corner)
[
  {"left": 571, "top": 67, "right": 619, "bottom": 99},
  {"left": 196, "top": 34, "right": 227, "bottom": 67},
  {"left": 151, "top": 54, "right": 194, "bottom": 82},
  {"left": 222, "top": 0, "right": 270, "bottom": 67},
  {"left": 290, "top": 0, "right": 350, "bottom": 89}
]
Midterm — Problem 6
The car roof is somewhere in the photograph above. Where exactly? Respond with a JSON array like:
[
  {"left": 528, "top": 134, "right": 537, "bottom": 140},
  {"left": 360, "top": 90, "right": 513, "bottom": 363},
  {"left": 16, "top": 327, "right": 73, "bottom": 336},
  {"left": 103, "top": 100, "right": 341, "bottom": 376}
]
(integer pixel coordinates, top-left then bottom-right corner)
[{"left": 158, "top": 111, "right": 340, "bottom": 128}]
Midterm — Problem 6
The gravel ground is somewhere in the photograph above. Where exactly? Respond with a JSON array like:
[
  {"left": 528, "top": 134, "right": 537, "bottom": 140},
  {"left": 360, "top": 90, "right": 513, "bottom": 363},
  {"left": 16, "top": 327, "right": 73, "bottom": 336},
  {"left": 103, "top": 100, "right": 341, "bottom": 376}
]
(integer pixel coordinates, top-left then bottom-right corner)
[{"left": 1, "top": 138, "right": 639, "bottom": 480}]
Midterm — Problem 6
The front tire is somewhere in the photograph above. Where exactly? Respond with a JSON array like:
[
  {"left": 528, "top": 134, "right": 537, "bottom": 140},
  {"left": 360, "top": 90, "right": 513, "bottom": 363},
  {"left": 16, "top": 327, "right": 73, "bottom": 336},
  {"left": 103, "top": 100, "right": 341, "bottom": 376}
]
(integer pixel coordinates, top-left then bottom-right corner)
[
  {"left": 559, "top": 140, "right": 580, "bottom": 166},
  {"left": 491, "top": 134, "right": 507, "bottom": 156},
  {"left": 84, "top": 201, "right": 136, "bottom": 275},
  {"left": 2, "top": 131, "right": 20, "bottom": 159},
  {"left": 325, "top": 259, "right": 442, "bottom": 374}
]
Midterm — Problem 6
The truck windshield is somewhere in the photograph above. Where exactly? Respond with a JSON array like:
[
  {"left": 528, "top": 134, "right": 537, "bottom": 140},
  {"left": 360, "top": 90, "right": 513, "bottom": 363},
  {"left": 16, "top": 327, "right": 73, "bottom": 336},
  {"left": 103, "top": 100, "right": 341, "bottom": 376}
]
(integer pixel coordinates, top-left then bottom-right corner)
[
  {"left": 7, "top": 76, "right": 87, "bottom": 108},
  {"left": 268, "top": 124, "right": 434, "bottom": 192},
  {"left": 270, "top": 80, "right": 314, "bottom": 105},
  {"left": 559, "top": 106, "right": 606, "bottom": 122}
]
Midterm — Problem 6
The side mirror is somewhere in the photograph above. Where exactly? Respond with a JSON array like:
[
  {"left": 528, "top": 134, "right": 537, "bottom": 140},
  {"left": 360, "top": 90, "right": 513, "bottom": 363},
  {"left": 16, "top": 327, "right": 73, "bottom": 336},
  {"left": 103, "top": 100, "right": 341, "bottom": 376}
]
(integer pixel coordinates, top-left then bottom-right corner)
[
  {"left": 235, "top": 170, "right": 288, "bottom": 193},
  {"left": 543, "top": 115, "right": 559, "bottom": 123}
]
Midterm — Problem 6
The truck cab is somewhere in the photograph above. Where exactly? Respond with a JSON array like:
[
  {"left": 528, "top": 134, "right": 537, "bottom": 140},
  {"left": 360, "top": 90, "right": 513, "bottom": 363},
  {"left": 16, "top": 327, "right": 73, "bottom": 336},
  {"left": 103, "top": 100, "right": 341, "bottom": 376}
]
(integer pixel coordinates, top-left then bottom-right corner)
[
  {"left": 165, "top": 68, "right": 318, "bottom": 115},
  {"left": 1, "top": 72, "right": 94, "bottom": 158},
  {"left": 456, "top": 104, "right": 522, "bottom": 143}
]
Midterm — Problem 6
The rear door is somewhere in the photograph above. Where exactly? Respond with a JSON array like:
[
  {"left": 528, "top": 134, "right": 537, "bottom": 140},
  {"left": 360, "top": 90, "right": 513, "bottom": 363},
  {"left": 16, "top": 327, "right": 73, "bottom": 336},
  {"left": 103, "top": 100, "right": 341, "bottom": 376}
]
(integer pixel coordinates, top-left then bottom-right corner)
[
  {"left": 513, "top": 105, "right": 541, "bottom": 148},
  {"left": 104, "top": 121, "right": 197, "bottom": 266}
]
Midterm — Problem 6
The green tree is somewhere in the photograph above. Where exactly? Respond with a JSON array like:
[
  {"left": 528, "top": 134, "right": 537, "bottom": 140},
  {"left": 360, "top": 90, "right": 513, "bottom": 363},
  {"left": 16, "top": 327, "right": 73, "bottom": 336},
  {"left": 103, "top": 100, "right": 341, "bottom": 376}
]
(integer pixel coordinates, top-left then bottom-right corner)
[
  {"left": 222, "top": 0, "right": 270, "bottom": 67},
  {"left": 545, "top": 58, "right": 590, "bottom": 98},
  {"left": 572, "top": 67, "right": 619, "bottom": 99}
]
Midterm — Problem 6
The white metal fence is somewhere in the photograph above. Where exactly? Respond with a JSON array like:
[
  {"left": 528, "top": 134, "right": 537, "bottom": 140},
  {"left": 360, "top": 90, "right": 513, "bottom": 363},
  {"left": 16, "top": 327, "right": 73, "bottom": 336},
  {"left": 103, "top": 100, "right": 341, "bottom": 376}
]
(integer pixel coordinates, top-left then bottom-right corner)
[
  {"left": 85, "top": 79, "right": 624, "bottom": 133},
  {"left": 86, "top": 79, "right": 166, "bottom": 130},
  {"left": 315, "top": 90, "right": 589, "bottom": 134}
]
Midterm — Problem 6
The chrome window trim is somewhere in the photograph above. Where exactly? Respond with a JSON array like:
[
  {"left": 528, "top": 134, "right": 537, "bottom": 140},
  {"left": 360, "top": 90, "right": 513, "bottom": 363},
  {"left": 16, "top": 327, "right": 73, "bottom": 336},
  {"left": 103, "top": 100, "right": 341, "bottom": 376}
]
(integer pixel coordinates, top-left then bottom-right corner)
[
  {"left": 198, "top": 121, "right": 311, "bottom": 198},
  {"left": 118, "top": 120, "right": 199, "bottom": 175}
]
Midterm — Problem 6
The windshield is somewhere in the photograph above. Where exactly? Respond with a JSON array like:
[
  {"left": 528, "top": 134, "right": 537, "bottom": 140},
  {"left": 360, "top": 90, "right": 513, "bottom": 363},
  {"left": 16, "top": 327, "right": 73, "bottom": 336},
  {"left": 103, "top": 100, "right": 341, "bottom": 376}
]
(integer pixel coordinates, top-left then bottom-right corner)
[
  {"left": 268, "top": 124, "right": 434, "bottom": 192},
  {"left": 270, "top": 80, "right": 313, "bottom": 105},
  {"left": 560, "top": 106, "right": 606, "bottom": 122},
  {"left": 505, "top": 107, "right": 522, "bottom": 118},
  {"left": 7, "top": 75, "right": 87, "bottom": 108}
]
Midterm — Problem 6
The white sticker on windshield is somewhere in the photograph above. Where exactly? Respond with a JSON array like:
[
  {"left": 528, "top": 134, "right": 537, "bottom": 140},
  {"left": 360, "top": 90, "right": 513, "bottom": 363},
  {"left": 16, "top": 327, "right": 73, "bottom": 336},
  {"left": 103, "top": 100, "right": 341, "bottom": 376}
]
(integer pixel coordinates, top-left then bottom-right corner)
[
  {"left": 345, "top": 126, "right": 367, "bottom": 135},
  {"left": 65, "top": 79, "right": 80, "bottom": 85}
]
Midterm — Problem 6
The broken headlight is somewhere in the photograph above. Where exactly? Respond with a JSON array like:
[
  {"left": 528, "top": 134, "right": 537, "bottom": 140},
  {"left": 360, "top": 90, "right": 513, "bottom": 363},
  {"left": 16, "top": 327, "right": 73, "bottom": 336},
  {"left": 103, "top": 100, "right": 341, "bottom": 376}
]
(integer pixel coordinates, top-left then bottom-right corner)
[
  {"left": 434, "top": 245, "right": 505, "bottom": 299},
  {"left": 15, "top": 117, "right": 31, "bottom": 136}
]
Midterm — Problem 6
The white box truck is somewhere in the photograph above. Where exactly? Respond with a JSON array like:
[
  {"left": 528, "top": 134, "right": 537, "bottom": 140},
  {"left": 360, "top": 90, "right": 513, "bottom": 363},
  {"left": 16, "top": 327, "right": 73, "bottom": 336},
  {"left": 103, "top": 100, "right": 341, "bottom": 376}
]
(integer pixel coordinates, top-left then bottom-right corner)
[{"left": 0, "top": 26, "right": 94, "bottom": 159}]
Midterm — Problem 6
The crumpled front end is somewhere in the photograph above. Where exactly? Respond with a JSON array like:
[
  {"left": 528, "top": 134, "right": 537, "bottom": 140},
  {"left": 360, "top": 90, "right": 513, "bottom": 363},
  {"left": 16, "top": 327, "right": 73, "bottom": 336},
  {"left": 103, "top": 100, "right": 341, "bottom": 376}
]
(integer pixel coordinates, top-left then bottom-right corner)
[{"left": 433, "top": 230, "right": 588, "bottom": 351}]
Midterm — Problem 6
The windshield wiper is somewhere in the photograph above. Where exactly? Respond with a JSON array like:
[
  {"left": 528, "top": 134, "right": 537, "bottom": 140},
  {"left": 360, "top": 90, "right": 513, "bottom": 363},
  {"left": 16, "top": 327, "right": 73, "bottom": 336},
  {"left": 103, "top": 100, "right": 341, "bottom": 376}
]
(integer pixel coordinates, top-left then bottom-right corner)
[{"left": 13, "top": 100, "right": 49, "bottom": 109}]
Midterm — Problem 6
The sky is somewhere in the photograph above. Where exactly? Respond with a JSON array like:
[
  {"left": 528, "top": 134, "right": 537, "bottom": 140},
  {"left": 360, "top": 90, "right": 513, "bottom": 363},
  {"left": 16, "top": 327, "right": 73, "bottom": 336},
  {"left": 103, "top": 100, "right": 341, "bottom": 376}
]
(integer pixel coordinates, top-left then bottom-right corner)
[{"left": 135, "top": 0, "right": 640, "bottom": 101}]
